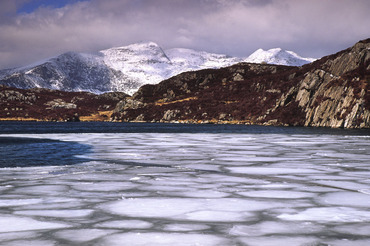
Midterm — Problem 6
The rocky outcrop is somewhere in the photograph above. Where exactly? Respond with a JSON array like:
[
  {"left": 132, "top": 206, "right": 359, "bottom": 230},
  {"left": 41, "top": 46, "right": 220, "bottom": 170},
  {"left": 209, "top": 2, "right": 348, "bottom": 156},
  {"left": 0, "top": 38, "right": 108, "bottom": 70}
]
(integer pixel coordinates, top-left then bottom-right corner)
[
  {"left": 294, "top": 39, "right": 370, "bottom": 128},
  {"left": 295, "top": 70, "right": 368, "bottom": 128},
  {"left": 45, "top": 99, "right": 77, "bottom": 109},
  {"left": 112, "top": 39, "right": 370, "bottom": 128}
]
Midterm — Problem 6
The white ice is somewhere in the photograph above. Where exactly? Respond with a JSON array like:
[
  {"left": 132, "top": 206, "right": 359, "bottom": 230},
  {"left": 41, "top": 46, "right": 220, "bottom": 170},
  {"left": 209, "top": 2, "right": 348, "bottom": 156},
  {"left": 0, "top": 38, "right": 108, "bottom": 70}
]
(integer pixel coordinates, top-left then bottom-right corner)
[
  {"left": 226, "top": 167, "right": 321, "bottom": 175},
  {"left": 101, "top": 198, "right": 283, "bottom": 221},
  {"left": 0, "top": 198, "right": 43, "bottom": 207},
  {"left": 2, "top": 239, "right": 57, "bottom": 246},
  {"left": 313, "top": 180, "right": 370, "bottom": 191},
  {"left": 54, "top": 229, "right": 117, "bottom": 243},
  {"left": 185, "top": 210, "right": 254, "bottom": 222},
  {"left": 238, "top": 236, "right": 327, "bottom": 246},
  {"left": 14, "top": 209, "right": 94, "bottom": 218},
  {"left": 1, "top": 132, "right": 369, "bottom": 244},
  {"left": 95, "top": 220, "right": 153, "bottom": 229},
  {"left": 13, "top": 185, "right": 68, "bottom": 195},
  {"left": 318, "top": 192, "right": 370, "bottom": 207},
  {"left": 278, "top": 207, "right": 370, "bottom": 222},
  {"left": 163, "top": 224, "right": 210, "bottom": 232},
  {"left": 99, "top": 232, "right": 230, "bottom": 246},
  {"left": 0, "top": 216, "right": 71, "bottom": 232},
  {"left": 0, "top": 231, "right": 39, "bottom": 241},
  {"left": 72, "top": 181, "right": 138, "bottom": 192},
  {"left": 229, "top": 221, "right": 324, "bottom": 236},
  {"left": 238, "top": 190, "right": 314, "bottom": 199}
]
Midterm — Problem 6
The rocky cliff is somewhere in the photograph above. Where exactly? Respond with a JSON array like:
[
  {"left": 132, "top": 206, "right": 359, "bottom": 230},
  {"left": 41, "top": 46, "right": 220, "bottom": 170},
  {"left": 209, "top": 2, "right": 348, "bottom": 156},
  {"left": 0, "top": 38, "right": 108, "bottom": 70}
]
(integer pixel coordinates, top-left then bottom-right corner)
[{"left": 112, "top": 39, "right": 370, "bottom": 128}]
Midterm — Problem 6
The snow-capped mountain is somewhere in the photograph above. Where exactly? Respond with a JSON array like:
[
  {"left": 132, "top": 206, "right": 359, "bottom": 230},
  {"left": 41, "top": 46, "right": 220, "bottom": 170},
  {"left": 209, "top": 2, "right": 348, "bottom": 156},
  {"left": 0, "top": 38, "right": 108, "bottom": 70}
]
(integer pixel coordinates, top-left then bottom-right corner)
[
  {"left": 166, "top": 48, "right": 242, "bottom": 70},
  {"left": 244, "top": 48, "right": 316, "bottom": 66},
  {"left": 0, "top": 52, "right": 134, "bottom": 94},
  {"left": 0, "top": 42, "right": 242, "bottom": 95},
  {"left": 0, "top": 42, "right": 314, "bottom": 95},
  {"left": 100, "top": 42, "right": 243, "bottom": 94},
  {"left": 101, "top": 42, "right": 177, "bottom": 94}
]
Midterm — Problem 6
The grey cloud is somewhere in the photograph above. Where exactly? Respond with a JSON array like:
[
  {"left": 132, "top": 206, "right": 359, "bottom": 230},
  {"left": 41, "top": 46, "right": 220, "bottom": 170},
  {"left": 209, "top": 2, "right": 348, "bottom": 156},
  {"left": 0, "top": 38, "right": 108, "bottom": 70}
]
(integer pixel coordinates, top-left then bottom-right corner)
[{"left": 0, "top": 0, "right": 369, "bottom": 69}]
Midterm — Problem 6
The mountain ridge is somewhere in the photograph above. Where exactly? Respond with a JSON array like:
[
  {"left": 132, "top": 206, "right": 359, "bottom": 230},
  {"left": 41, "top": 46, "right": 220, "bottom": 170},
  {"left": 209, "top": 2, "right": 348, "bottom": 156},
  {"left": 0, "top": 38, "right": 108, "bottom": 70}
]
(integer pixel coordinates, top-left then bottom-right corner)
[{"left": 0, "top": 42, "right": 314, "bottom": 95}]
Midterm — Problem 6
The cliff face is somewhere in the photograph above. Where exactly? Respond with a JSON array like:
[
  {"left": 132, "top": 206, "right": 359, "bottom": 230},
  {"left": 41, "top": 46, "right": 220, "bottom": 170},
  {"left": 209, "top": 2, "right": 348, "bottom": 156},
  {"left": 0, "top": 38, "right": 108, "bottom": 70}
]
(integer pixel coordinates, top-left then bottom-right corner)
[
  {"left": 295, "top": 39, "right": 370, "bottom": 128},
  {"left": 112, "top": 39, "right": 370, "bottom": 128}
]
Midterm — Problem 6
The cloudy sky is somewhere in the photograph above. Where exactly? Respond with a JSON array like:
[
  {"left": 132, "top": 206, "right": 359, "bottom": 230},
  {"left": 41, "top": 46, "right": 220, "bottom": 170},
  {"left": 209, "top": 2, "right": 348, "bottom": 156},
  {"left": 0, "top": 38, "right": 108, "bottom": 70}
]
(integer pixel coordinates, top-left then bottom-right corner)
[{"left": 0, "top": 0, "right": 369, "bottom": 69}]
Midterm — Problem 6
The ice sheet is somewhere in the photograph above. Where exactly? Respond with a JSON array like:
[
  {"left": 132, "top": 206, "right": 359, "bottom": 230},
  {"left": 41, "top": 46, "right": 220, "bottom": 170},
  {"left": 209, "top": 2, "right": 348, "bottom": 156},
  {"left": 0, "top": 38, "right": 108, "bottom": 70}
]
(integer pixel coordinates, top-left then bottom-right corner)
[
  {"left": 226, "top": 167, "right": 321, "bottom": 175},
  {"left": 237, "top": 236, "right": 328, "bottom": 246},
  {"left": 54, "top": 229, "right": 117, "bottom": 242},
  {"left": 101, "top": 197, "right": 283, "bottom": 220},
  {"left": 99, "top": 232, "right": 230, "bottom": 246},
  {"left": 0, "top": 199, "right": 43, "bottom": 207},
  {"left": 163, "top": 224, "right": 210, "bottom": 232},
  {"left": 238, "top": 190, "right": 314, "bottom": 199},
  {"left": 0, "top": 216, "right": 71, "bottom": 232},
  {"left": 2, "top": 239, "right": 57, "bottom": 246},
  {"left": 14, "top": 209, "right": 94, "bottom": 218},
  {"left": 278, "top": 207, "right": 370, "bottom": 222},
  {"left": 0, "top": 132, "right": 369, "bottom": 244},
  {"left": 318, "top": 192, "right": 370, "bottom": 207},
  {"left": 95, "top": 220, "right": 153, "bottom": 229}
]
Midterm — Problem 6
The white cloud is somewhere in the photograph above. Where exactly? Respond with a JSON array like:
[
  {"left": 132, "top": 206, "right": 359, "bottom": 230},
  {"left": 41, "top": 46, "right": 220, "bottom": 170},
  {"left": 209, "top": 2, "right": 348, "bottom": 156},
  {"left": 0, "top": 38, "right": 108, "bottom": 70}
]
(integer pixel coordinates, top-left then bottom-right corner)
[{"left": 0, "top": 0, "right": 369, "bottom": 69}]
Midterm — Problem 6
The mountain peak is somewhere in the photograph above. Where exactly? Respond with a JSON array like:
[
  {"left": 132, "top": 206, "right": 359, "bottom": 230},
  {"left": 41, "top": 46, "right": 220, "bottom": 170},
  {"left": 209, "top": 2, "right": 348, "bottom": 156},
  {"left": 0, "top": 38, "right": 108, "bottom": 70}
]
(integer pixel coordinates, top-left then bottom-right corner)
[
  {"left": 100, "top": 41, "right": 171, "bottom": 68},
  {"left": 109, "top": 41, "right": 161, "bottom": 51},
  {"left": 245, "top": 48, "right": 315, "bottom": 66}
]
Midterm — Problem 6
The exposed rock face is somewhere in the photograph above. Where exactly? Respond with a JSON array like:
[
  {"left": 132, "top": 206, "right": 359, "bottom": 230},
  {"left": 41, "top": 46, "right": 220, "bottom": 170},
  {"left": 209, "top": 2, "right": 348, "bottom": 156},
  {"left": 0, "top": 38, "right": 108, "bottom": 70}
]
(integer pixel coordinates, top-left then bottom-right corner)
[
  {"left": 112, "top": 39, "right": 370, "bottom": 128},
  {"left": 294, "top": 39, "right": 370, "bottom": 128},
  {"left": 45, "top": 99, "right": 77, "bottom": 109}
]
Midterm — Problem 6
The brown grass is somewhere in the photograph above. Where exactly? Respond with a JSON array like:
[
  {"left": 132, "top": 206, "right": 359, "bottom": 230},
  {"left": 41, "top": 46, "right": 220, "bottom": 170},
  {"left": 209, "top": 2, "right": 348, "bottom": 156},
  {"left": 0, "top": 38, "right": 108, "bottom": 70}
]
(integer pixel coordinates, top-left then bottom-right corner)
[
  {"left": 0, "top": 117, "right": 41, "bottom": 121},
  {"left": 155, "top": 97, "right": 198, "bottom": 106},
  {"left": 79, "top": 111, "right": 113, "bottom": 121}
]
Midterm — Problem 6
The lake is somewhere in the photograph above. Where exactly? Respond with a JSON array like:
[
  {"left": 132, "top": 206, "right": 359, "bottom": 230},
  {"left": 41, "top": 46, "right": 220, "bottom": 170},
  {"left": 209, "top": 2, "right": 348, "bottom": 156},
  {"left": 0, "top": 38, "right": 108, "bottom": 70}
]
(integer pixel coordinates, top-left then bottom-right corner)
[{"left": 0, "top": 122, "right": 370, "bottom": 245}]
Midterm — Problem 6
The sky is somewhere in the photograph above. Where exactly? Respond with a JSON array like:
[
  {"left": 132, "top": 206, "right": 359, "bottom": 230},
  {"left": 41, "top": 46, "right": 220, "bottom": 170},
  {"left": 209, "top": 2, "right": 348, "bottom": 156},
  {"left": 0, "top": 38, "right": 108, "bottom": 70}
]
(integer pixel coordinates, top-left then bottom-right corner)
[{"left": 0, "top": 0, "right": 369, "bottom": 69}]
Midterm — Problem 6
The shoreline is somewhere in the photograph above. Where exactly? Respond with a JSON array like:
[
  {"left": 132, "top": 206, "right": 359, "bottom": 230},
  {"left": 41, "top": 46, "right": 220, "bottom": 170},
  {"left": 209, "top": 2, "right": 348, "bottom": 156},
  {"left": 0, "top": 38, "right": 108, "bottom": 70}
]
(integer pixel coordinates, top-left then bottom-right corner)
[{"left": 1, "top": 118, "right": 369, "bottom": 129}]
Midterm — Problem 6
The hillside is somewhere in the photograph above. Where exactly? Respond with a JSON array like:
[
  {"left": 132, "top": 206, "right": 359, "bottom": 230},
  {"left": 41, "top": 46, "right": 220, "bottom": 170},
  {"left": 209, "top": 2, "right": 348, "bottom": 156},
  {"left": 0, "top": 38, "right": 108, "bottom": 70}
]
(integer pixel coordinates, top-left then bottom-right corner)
[
  {"left": 112, "top": 39, "right": 370, "bottom": 128},
  {"left": 0, "top": 85, "right": 128, "bottom": 121}
]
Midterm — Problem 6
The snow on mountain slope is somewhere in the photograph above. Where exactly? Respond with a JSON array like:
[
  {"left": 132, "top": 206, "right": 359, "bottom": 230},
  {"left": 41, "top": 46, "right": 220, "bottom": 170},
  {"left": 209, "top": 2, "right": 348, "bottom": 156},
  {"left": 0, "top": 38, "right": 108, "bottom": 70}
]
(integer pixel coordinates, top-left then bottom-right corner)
[
  {"left": 244, "top": 48, "right": 316, "bottom": 66},
  {"left": 0, "top": 52, "right": 130, "bottom": 94},
  {"left": 0, "top": 42, "right": 316, "bottom": 95},
  {"left": 101, "top": 42, "right": 242, "bottom": 94},
  {"left": 100, "top": 42, "right": 174, "bottom": 94},
  {"left": 165, "top": 48, "right": 242, "bottom": 71}
]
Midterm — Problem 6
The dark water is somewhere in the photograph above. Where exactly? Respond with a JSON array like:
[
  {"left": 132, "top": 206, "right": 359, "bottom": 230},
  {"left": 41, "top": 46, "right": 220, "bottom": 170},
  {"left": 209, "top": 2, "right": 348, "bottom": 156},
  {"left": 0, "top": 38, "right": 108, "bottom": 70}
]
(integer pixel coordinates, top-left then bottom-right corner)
[
  {"left": 1, "top": 121, "right": 370, "bottom": 135},
  {"left": 0, "top": 137, "right": 92, "bottom": 168}
]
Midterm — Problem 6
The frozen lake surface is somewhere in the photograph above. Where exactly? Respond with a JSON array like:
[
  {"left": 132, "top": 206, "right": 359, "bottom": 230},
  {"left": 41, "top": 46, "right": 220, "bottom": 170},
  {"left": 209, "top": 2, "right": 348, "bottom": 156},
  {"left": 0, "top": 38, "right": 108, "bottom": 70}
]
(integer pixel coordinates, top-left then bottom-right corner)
[{"left": 0, "top": 122, "right": 370, "bottom": 245}]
